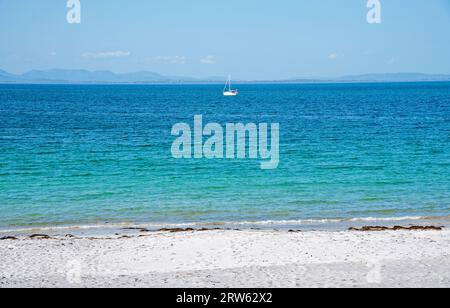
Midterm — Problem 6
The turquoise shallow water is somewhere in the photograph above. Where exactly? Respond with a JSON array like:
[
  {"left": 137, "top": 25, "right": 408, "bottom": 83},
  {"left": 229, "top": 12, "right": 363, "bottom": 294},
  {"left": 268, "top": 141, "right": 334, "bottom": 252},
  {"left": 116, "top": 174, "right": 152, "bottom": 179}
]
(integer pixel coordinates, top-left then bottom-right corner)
[{"left": 0, "top": 83, "right": 449, "bottom": 229}]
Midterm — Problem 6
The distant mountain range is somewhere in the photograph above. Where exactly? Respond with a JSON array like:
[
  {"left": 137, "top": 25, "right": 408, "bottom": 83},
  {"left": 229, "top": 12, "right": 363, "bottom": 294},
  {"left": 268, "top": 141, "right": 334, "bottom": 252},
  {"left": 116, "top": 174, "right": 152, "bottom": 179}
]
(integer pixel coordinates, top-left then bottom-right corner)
[
  {"left": 288, "top": 73, "right": 450, "bottom": 83},
  {"left": 337, "top": 73, "right": 450, "bottom": 82},
  {"left": 1, "top": 69, "right": 450, "bottom": 84},
  {"left": 0, "top": 69, "right": 225, "bottom": 84}
]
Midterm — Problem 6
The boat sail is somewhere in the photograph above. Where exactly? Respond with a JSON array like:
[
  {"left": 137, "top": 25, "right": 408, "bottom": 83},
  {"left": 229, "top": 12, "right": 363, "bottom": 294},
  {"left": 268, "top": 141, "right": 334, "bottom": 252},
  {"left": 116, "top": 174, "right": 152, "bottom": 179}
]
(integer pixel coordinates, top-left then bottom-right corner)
[{"left": 223, "top": 76, "right": 238, "bottom": 96}]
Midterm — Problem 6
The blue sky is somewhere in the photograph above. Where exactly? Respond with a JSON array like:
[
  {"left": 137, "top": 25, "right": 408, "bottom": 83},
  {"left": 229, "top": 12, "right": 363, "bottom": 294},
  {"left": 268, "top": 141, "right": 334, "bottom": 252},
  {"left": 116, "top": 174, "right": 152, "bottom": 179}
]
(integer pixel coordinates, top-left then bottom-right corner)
[{"left": 1, "top": 0, "right": 450, "bottom": 80}]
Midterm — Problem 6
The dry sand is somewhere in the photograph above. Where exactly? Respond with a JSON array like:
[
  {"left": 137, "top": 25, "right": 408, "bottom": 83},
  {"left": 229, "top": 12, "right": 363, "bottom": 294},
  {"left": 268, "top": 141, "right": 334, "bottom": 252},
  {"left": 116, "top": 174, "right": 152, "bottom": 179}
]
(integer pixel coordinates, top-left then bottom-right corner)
[{"left": 1, "top": 229, "right": 450, "bottom": 288}]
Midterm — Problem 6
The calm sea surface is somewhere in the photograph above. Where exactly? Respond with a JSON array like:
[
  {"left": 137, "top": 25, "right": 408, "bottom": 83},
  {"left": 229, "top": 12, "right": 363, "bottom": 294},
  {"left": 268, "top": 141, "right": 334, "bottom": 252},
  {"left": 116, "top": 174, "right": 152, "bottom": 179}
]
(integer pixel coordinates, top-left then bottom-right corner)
[{"left": 0, "top": 83, "right": 449, "bottom": 230}]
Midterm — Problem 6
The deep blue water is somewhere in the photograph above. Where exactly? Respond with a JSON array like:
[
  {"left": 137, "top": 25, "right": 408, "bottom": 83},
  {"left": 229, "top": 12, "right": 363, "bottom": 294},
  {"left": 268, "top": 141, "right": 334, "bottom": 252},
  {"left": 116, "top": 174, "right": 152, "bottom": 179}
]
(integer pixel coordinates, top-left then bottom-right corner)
[{"left": 0, "top": 82, "right": 449, "bottom": 229}]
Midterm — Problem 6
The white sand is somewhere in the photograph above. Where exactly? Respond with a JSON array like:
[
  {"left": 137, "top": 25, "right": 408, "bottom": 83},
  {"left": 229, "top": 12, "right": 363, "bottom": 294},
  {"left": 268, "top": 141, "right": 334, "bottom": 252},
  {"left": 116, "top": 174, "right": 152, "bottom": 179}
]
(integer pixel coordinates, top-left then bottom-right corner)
[{"left": 1, "top": 230, "right": 450, "bottom": 288}]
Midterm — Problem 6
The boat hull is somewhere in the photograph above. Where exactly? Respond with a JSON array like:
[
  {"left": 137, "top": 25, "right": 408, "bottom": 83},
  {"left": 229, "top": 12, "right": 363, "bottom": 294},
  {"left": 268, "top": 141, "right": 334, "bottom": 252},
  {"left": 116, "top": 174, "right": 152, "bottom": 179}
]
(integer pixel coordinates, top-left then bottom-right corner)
[{"left": 223, "top": 91, "right": 238, "bottom": 96}]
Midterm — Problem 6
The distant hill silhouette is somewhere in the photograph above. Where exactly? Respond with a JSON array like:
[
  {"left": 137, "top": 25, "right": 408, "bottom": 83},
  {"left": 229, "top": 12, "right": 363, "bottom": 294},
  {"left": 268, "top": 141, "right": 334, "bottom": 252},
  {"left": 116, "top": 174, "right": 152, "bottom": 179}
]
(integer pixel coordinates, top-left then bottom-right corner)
[
  {"left": 338, "top": 73, "right": 450, "bottom": 82},
  {"left": 0, "top": 69, "right": 225, "bottom": 84},
  {"left": 1, "top": 69, "right": 449, "bottom": 84}
]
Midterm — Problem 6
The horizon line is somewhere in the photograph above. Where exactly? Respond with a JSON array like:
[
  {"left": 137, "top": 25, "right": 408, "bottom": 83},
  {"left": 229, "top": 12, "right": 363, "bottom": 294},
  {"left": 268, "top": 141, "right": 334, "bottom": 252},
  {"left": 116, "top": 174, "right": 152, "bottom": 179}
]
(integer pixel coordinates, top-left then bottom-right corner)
[{"left": 2, "top": 68, "right": 450, "bottom": 84}]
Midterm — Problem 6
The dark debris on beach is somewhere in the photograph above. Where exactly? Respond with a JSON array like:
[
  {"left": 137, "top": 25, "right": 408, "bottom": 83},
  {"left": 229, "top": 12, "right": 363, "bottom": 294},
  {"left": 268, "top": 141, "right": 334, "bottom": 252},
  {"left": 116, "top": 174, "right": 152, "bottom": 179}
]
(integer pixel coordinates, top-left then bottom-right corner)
[
  {"left": 29, "top": 234, "right": 53, "bottom": 239},
  {"left": 349, "top": 226, "right": 443, "bottom": 232},
  {"left": 0, "top": 236, "right": 18, "bottom": 241}
]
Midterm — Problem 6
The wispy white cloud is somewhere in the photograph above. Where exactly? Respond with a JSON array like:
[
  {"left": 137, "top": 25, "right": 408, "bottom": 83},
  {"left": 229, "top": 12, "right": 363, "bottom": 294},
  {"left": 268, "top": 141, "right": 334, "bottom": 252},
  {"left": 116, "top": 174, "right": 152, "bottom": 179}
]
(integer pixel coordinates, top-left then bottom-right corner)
[
  {"left": 200, "top": 55, "right": 216, "bottom": 65},
  {"left": 328, "top": 52, "right": 339, "bottom": 60},
  {"left": 153, "top": 56, "right": 186, "bottom": 65},
  {"left": 82, "top": 51, "right": 131, "bottom": 59}
]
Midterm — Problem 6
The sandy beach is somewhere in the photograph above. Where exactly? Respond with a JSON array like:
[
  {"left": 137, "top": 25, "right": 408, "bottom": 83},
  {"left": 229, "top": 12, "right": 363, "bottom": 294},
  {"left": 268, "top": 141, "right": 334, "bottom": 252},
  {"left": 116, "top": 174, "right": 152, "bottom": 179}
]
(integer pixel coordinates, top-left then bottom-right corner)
[{"left": 1, "top": 229, "right": 450, "bottom": 288}]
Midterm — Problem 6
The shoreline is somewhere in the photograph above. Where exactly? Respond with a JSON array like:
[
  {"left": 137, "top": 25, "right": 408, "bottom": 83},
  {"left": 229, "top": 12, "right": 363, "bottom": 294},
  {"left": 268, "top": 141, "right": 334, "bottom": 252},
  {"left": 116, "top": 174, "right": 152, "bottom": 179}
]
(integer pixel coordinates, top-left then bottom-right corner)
[
  {"left": 1, "top": 215, "right": 449, "bottom": 239},
  {"left": 1, "top": 228, "right": 449, "bottom": 288}
]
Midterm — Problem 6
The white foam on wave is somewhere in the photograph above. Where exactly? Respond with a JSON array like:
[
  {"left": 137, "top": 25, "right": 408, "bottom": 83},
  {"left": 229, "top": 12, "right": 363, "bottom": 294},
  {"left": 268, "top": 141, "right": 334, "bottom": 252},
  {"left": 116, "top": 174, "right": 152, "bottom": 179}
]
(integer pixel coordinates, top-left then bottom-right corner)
[
  {"left": 216, "top": 216, "right": 428, "bottom": 226},
  {"left": 1, "top": 215, "right": 444, "bottom": 234},
  {"left": 0, "top": 221, "right": 196, "bottom": 234},
  {"left": 348, "top": 216, "right": 427, "bottom": 222}
]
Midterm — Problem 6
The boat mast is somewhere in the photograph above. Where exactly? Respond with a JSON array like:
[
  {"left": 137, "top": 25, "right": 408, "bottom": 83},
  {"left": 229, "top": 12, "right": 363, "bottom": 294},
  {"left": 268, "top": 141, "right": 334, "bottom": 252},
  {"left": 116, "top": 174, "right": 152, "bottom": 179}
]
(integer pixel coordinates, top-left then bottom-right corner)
[{"left": 224, "top": 75, "right": 232, "bottom": 92}]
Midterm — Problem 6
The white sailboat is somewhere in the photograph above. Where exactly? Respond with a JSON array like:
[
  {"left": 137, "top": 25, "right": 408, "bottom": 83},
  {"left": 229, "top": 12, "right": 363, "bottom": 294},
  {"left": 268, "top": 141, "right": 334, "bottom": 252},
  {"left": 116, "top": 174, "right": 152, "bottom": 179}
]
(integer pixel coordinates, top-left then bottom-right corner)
[{"left": 223, "top": 75, "right": 238, "bottom": 96}]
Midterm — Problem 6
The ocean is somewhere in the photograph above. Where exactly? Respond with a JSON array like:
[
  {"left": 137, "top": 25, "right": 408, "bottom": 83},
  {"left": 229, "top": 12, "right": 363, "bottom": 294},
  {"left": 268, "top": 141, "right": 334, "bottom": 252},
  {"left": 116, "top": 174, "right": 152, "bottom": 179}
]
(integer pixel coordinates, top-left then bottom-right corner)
[{"left": 0, "top": 82, "right": 449, "bottom": 231}]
